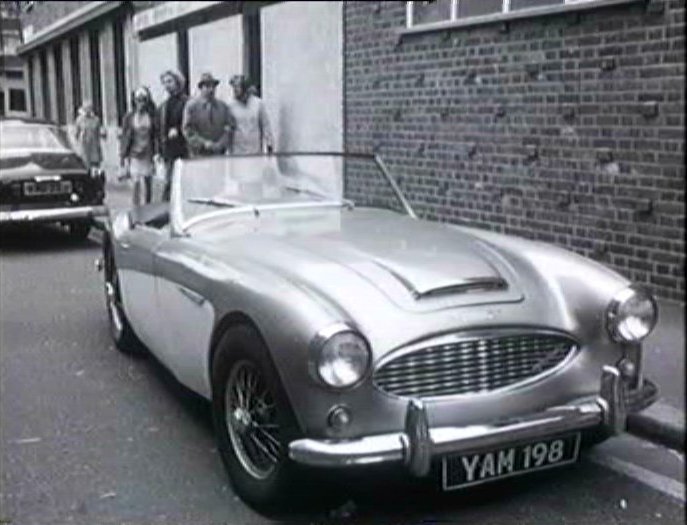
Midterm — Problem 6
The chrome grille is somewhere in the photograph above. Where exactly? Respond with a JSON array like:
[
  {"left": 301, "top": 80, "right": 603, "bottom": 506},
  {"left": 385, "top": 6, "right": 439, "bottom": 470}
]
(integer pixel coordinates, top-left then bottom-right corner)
[{"left": 373, "top": 332, "right": 577, "bottom": 399}]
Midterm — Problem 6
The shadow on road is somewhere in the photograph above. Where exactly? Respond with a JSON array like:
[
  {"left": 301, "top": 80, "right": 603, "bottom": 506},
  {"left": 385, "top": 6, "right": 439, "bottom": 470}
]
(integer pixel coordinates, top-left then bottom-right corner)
[{"left": 0, "top": 224, "right": 99, "bottom": 253}]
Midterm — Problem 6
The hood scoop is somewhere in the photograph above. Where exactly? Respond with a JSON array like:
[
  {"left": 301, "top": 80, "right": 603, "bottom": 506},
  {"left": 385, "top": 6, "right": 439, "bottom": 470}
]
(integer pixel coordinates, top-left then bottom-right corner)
[{"left": 371, "top": 257, "right": 508, "bottom": 301}]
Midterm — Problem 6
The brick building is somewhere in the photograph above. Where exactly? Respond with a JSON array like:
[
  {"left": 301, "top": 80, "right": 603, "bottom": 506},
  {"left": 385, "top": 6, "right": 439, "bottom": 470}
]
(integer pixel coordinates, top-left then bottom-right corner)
[
  {"left": 344, "top": 0, "right": 685, "bottom": 302},
  {"left": 15, "top": 0, "right": 685, "bottom": 302}
]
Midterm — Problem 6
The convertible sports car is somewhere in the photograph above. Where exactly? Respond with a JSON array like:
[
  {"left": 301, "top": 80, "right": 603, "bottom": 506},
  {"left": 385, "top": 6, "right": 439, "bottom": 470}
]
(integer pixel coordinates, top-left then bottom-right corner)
[
  {"left": 0, "top": 117, "right": 106, "bottom": 238},
  {"left": 100, "top": 152, "right": 658, "bottom": 509}
]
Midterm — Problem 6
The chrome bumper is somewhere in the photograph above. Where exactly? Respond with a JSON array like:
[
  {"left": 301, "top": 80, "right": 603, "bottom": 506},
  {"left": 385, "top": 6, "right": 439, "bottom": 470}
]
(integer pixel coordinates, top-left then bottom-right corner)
[
  {"left": 289, "top": 366, "right": 628, "bottom": 476},
  {"left": 0, "top": 205, "right": 107, "bottom": 224}
]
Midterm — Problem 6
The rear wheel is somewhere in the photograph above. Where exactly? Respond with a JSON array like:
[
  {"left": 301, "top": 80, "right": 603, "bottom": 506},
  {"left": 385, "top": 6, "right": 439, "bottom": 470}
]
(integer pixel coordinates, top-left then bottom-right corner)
[
  {"left": 102, "top": 241, "right": 146, "bottom": 356},
  {"left": 68, "top": 220, "right": 91, "bottom": 240},
  {"left": 211, "top": 325, "right": 323, "bottom": 512}
]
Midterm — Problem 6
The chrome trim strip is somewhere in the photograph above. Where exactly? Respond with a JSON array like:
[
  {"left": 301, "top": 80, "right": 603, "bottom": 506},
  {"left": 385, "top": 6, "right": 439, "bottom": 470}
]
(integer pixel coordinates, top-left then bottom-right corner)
[
  {"left": 176, "top": 285, "right": 206, "bottom": 307},
  {"left": 289, "top": 367, "right": 624, "bottom": 471},
  {"left": 372, "top": 328, "right": 580, "bottom": 401},
  {"left": 0, "top": 205, "right": 107, "bottom": 223}
]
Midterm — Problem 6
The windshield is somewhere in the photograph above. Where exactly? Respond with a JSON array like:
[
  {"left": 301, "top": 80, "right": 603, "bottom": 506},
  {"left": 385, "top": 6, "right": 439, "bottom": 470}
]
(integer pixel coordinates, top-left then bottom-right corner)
[
  {"left": 0, "top": 123, "right": 71, "bottom": 152},
  {"left": 172, "top": 154, "right": 411, "bottom": 231}
]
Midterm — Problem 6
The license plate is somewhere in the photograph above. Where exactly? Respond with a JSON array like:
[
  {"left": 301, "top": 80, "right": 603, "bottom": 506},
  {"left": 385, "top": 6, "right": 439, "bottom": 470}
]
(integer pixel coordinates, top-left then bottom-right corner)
[
  {"left": 24, "top": 180, "right": 72, "bottom": 196},
  {"left": 442, "top": 433, "right": 580, "bottom": 490}
]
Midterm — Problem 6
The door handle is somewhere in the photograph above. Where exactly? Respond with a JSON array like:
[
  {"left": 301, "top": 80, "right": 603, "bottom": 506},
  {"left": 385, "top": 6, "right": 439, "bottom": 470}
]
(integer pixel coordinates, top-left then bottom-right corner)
[{"left": 120, "top": 242, "right": 131, "bottom": 249}]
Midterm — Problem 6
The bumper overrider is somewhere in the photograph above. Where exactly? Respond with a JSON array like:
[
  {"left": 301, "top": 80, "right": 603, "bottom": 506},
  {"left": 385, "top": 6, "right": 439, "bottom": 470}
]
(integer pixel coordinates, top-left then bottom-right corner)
[
  {"left": 0, "top": 205, "right": 108, "bottom": 224},
  {"left": 289, "top": 366, "right": 657, "bottom": 476}
]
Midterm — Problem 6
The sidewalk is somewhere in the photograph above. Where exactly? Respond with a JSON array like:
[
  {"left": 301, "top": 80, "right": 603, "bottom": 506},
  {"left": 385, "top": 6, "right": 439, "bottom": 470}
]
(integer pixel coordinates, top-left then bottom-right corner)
[{"left": 627, "top": 300, "right": 686, "bottom": 451}]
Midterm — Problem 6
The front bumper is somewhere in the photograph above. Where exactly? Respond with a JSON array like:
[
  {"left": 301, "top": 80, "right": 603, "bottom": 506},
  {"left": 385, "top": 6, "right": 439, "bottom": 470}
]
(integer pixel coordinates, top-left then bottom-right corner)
[
  {"left": 0, "top": 204, "right": 107, "bottom": 224},
  {"left": 289, "top": 366, "right": 656, "bottom": 476}
]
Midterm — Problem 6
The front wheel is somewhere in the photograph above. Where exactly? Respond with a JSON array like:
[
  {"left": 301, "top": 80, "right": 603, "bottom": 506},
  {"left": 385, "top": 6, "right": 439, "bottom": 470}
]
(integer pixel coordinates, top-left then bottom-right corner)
[
  {"left": 102, "top": 241, "right": 146, "bottom": 356},
  {"left": 211, "top": 325, "right": 321, "bottom": 512}
]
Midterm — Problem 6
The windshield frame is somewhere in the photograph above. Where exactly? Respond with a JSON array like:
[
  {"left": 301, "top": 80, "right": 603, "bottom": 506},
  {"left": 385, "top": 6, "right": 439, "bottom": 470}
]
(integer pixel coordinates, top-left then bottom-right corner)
[{"left": 169, "top": 152, "right": 417, "bottom": 236}]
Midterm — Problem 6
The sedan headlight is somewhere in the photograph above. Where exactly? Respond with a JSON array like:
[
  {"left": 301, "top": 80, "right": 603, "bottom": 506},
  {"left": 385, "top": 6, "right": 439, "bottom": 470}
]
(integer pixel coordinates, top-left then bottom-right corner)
[
  {"left": 606, "top": 286, "right": 658, "bottom": 343},
  {"left": 314, "top": 325, "right": 371, "bottom": 389}
]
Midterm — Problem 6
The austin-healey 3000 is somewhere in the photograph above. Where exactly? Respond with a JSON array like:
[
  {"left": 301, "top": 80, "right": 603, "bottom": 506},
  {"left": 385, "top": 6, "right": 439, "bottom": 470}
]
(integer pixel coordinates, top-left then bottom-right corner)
[{"left": 99, "top": 152, "right": 658, "bottom": 509}]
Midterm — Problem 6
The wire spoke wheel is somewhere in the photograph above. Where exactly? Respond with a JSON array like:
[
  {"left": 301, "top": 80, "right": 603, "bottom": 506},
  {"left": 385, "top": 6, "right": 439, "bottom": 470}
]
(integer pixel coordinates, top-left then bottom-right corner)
[{"left": 225, "top": 360, "right": 282, "bottom": 480}]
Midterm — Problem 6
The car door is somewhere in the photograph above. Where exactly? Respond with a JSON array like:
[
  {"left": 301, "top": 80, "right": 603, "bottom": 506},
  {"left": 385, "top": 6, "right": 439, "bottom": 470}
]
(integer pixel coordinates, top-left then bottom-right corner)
[
  {"left": 117, "top": 213, "right": 168, "bottom": 354},
  {"left": 152, "top": 236, "right": 217, "bottom": 398}
]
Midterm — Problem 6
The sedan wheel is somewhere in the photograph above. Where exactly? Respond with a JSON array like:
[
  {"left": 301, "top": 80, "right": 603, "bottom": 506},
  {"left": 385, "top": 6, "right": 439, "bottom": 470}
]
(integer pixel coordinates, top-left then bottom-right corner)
[{"left": 68, "top": 220, "right": 91, "bottom": 240}]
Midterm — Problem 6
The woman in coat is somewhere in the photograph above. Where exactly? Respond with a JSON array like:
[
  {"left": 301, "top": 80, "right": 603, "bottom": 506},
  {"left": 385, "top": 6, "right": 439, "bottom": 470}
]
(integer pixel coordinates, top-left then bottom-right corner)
[
  {"left": 74, "top": 100, "right": 105, "bottom": 168},
  {"left": 120, "top": 87, "right": 158, "bottom": 207}
]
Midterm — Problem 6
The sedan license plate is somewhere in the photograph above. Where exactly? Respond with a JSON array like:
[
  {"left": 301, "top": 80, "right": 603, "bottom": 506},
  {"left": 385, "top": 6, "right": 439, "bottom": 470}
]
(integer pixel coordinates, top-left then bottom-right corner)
[
  {"left": 442, "top": 433, "right": 580, "bottom": 490},
  {"left": 24, "top": 180, "right": 72, "bottom": 196}
]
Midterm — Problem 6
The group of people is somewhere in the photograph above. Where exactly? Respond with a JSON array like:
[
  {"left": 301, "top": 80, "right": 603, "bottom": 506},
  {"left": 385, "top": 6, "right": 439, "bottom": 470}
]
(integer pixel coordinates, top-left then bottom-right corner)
[{"left": 74, "top": 70, "right": 274, "bottom": 207}]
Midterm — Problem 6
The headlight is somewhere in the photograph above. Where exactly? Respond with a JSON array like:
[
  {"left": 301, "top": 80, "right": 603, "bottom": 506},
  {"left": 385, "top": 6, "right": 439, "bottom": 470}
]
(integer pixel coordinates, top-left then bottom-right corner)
[
  {"left": 606, "top": 286, "right": 658, "bottom": 343},
  {"left": 314, "top": 325, "right": 371, "bottom": 389}
]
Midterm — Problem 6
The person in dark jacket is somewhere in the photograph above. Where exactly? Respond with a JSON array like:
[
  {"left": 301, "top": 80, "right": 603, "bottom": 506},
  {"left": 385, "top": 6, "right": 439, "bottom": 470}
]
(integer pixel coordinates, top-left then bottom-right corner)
[
  {"left": 157, "top": 70, "right": 188, "bottom": 201},
  {"left": 120, "top": 86, "right": 158, "bottom": 207}
]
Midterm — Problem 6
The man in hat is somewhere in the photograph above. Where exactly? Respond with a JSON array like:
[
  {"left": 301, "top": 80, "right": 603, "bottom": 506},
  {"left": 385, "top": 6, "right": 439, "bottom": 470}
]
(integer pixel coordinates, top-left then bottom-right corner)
[
  {"left": 182, "top": 72, "right": 235, "bottom": 157},
  {"left": 228, "top": 75, "right": 274, "bottom": 155}
]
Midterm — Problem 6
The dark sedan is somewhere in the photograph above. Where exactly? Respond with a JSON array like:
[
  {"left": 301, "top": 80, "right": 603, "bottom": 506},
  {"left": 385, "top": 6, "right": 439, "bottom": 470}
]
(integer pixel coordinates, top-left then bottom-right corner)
[{"left": 0, "top": 117, "right": 106, "bottom": 239}]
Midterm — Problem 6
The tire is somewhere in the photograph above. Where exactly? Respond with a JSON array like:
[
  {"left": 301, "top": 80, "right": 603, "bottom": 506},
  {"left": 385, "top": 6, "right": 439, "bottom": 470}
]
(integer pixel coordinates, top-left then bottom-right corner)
[
  {"left": 211, "top": 325, "right": 321, "bottom": 512},
  {"left": 102, "top": 240, "right": 146, "bottom": 356},
  {"left": 68, "top": 220, "right": 92, "bottom": 240}
]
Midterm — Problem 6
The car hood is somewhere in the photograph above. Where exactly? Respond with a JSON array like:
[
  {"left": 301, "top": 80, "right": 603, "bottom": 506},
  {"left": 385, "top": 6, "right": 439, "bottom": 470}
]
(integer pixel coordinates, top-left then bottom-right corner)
[
  {"left": 0, "top": 149, "right": 86, "bottom": 179},
  {"left": 197, "top": 207, "right": 524, "bottom": 314}
]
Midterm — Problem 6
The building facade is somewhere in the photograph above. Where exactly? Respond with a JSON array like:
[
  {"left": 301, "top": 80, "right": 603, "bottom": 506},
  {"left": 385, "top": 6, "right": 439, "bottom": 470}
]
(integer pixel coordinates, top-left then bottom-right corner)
[
  {"left": 0, "top": 1, "right": 28, "bottom": 117},
  {"left": 15, "top": 0, "right": 685, "bottom": 302},
  {"left": 344, "top": 0, "right": 685, "bottom": 302}
]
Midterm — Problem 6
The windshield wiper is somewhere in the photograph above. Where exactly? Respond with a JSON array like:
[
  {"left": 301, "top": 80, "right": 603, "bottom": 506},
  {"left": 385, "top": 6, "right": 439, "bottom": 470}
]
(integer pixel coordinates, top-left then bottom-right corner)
[
  {"left": 187, "top": 197, "right": 240, "bottom": 208},
  {"left": 284, "top": 185, "right": 327, "bottom": 200},
  {"left": 284, "top": 186, "right": 354, "bottom": 210}
]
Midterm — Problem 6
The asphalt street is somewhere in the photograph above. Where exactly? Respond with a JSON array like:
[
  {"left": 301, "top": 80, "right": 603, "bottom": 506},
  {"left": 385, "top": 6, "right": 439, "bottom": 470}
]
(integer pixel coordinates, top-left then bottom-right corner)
[{"left": 0, "top": 193, "right": 684, "bottom": 524}]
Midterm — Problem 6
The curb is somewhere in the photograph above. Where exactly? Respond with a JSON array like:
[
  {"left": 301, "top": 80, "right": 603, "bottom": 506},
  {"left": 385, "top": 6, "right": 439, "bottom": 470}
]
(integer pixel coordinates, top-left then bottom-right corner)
[{"left": 627, "top": 401, "right": 685, "bottom": 452}]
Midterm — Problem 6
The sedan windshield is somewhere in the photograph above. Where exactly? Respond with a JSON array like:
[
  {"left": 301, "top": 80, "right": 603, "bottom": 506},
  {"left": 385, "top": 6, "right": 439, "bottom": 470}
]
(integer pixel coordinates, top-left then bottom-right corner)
[
  {"left": 0, "top": 123, "right": 71, "bottom": 152},
  {"left": 173, "top": 154, "right": 410, "bottom": 230}
]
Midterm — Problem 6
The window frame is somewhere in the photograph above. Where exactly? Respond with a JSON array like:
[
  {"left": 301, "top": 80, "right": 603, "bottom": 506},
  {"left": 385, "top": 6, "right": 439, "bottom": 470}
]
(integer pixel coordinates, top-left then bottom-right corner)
[{"left": 404, "top": 0, "right": 641, "bottom": 32}]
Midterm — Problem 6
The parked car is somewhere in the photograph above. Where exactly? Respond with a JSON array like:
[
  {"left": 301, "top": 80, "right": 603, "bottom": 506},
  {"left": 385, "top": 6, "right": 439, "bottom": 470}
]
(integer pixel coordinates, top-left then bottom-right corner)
[
  {"left": 99, "top": 152, "right": 658, "bottom": 510},
  {"left": 0, "top": 117, "right": 106, "bottom": 239}
]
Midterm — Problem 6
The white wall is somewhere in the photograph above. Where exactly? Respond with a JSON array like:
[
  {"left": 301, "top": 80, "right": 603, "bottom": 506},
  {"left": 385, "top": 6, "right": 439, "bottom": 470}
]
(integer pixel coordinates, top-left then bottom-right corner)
[
  {"left": 136, "top": 32, "right": 178, "bottom": 105},
  {"left": 261, "top": 1, "right": 343, "bottom": 152},
  {"left": 188, "top": 15, "right": 243, "bottom": 102}
]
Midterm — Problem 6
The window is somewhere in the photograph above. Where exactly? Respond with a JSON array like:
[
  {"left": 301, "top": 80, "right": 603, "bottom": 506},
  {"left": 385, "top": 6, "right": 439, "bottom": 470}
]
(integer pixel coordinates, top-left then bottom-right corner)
[
  {"left": 69, "top": 36, "right": 81, "bottom": 117},
  {"left": 39, "top": 48, "right": 51, "bottom": 120},
  {"left": 9, "top": 89, "right": 27, "bottom": 112},
  {"left": 53, "top": 44, "right": 65, "bottom": 124},
  {"left": 89, "top": 29, "right": 102, "bottom": 117},
  {"left": 112, "top": 18, "right": 127, "bottom": 123},
  {"left": 5, "top": 70, "right": 24, "bottom": 79},
  {"left": 243, "top": 7, "right": 262, "bottom": 95},
  {"left": 0, "top": 91, "right": 5, "bottom": 116},
  {"left": 27, "top": 55, "right": 35, "bottom": 115},
  {"left": 407, "top": 0, "right": 597, "bottom": 27}
]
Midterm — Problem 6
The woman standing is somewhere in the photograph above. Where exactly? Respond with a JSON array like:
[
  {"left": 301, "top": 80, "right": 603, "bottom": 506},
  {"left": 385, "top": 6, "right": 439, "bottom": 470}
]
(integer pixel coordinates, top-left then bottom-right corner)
[
  {"left": 74, "top": 100, "right": 105, "bottom": 168},
  {"left": 120, "top": 87, "right": 158, "bottom": 207}
]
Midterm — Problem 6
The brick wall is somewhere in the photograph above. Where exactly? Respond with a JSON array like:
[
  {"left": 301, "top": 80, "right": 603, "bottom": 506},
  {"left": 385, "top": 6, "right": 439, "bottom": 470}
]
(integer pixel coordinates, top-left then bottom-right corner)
[{"left": 344, "top": 0, "right": 685, "bottom": 302}]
